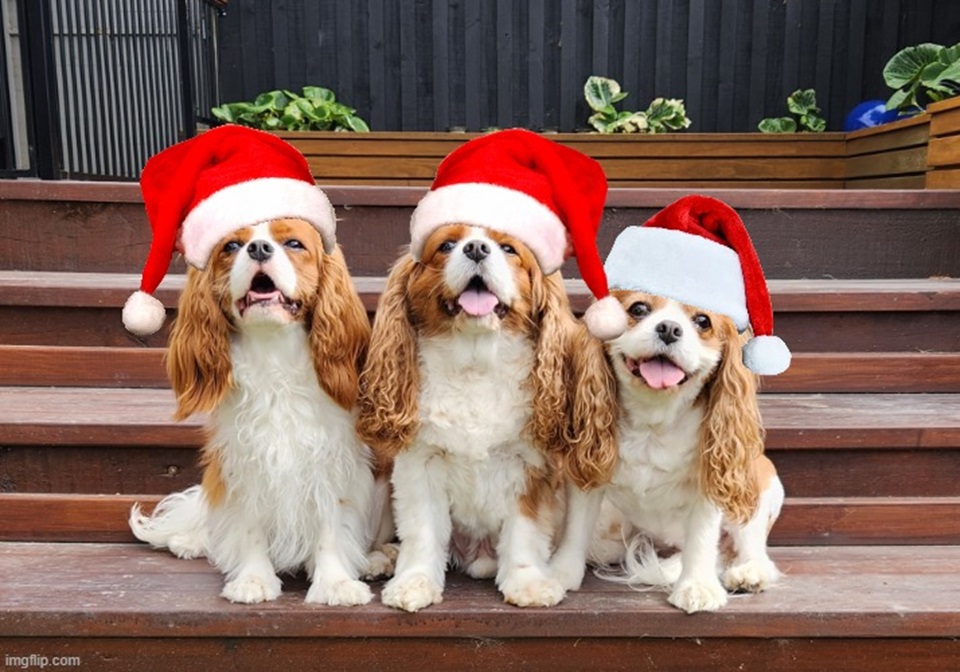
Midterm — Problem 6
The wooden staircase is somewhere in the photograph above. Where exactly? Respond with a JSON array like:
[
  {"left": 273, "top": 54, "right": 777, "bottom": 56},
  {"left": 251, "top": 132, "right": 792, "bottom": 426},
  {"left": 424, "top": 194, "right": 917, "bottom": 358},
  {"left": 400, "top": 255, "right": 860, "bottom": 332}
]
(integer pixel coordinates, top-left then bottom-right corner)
[{"left": 0, "top": 182, "right": 958, "bottom": 670}]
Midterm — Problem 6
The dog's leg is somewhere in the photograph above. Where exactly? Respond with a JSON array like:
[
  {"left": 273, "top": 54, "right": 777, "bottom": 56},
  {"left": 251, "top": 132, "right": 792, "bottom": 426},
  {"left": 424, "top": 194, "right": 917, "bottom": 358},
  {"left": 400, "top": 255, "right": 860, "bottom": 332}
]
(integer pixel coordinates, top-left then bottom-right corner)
[
  {"left": 216, "top": 513, "right": 282, "bottom": 604},
  {"left": 380, "top": 449, "right": 450, "bottom": 612},
  {"left": 549, "top": 482, "right": 605, "bottom": 591},
  {"left": 306, "top": 505, "right": 374, "bottom": 607},
  {"left": 668, "top": 499, "right": 728, "bottom": 613},
  {"left": 722, "top": 475, "right": 784, "bottom": 593},
  {"left": 497, "top": 505, "right": 565, "bottom": 608}
]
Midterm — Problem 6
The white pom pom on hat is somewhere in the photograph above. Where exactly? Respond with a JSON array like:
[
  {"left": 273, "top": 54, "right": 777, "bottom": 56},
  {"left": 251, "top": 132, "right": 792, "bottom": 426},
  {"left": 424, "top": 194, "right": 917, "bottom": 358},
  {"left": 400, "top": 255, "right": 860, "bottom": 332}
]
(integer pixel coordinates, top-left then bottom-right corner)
[
  {"left": 124, "top": 124, "right": 337, "bottom": 337},
  {"left": 602, "top": 194, "right": 791, "bottom": 375}
]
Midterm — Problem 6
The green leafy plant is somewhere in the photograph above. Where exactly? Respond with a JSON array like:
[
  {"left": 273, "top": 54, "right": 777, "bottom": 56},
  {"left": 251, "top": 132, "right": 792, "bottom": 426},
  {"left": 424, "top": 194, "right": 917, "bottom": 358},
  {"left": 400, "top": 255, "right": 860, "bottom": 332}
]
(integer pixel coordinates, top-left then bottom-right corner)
[
  {"left": 758, "top": 89, "right": 826, "bottom": 133},
  {"left": 211, "top": 86, "right": 370, "bottom": 132},
  {"left": 584, "top": 76, "right": 690, "bottom": 134},
  {"left": 884, "top": 42, "right": 960, "bottom": 115}
]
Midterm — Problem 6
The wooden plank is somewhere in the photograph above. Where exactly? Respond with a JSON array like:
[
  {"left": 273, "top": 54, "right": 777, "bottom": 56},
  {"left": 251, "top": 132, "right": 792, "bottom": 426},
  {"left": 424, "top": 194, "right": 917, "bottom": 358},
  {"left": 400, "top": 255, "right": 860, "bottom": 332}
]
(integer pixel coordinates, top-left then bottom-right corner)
[
  {"left": 0, "top": 345, "right": 167, "bottom": 387},
  {"left": 1, "top": 543, "right": 959, "bottom": 640},
  {"left": 928, "top": 96, "right": 960, "bottom": 136},
  {"left": 845, "top": 175, "right": 927, "bottom": 189},
  {"left": 844, "top": 111, "right": 930, "bottom": 142},
  {"left": 4, "top": 347, "right": 957, "bottom": 393},
  {"left": 845, "top": 121, "right": 930, "bottom": 156},
  {"left": 845, "top": 146, "right": 928, "bottom": 179},
  {"left": 926, "top": 167, "right": 960, "bottom": 189},
  {"left": 761, "top": 352, "right": 960, "bottom": 393},
  {"left": 924, "top": 134, "right": 960, "bottom": 168},
  {"left": 0, "top": 637, "right": 957, "bottom": 672},
  {"left": 772, "top": 497, "right": 960, "bottom": 545}
]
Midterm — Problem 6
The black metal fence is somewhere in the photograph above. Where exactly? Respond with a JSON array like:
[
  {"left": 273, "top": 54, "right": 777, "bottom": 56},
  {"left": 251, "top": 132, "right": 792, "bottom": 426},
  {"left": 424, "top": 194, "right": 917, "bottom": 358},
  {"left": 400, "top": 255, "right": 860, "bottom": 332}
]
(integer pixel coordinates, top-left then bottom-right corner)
[
  {"left": 7, "top": 0, "right": 219, "bottom": 180},
  {"left": 217, "top": 0, "right": 960, "bottom": 134}
]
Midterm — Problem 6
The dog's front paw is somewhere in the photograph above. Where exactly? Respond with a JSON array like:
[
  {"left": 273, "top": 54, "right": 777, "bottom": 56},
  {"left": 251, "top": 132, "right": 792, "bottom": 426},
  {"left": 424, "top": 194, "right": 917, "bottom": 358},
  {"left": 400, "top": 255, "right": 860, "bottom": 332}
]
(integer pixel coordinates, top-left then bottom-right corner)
[
  {"left": 501, "top": 574, "right": 566, "bottom": 608},
  {"left": 668, "top": 578, "right": 728, "bottom": 613},
  {"left": 221, "top": 574, "right": 282, "bottom": 604},
  {"left": 722, "top": 558, "right": 780, "bottom": 593},
  {"left": 307, "top": 579, "right": 373, "bottom": 606},
  {"left": 381, "top": 573, "right": 443, "bottom": 612},
  {"left": 549, "top": 555, "right": 587, "bottom": 592}
]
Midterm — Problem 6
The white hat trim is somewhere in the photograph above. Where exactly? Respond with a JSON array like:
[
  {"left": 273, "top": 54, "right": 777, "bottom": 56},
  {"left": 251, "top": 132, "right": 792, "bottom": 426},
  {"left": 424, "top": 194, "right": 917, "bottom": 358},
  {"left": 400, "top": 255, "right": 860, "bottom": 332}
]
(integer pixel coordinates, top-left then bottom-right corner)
[
  {"left": 410, "top": 182, "right": 568, "bottom": 274},
  {"left": 604, "top": 226, "right": 749, "bottom": 330},
  {"left": 180, "top": 177, "right": 337, "bottom": 269}
]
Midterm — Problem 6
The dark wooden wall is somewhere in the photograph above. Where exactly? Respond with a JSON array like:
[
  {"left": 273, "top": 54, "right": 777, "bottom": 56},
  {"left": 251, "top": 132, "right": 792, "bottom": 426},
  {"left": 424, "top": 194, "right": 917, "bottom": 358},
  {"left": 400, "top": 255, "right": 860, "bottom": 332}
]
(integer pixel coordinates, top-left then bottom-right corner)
[{"left": 216, "top": 0, "right": 960, "bottom": 133}]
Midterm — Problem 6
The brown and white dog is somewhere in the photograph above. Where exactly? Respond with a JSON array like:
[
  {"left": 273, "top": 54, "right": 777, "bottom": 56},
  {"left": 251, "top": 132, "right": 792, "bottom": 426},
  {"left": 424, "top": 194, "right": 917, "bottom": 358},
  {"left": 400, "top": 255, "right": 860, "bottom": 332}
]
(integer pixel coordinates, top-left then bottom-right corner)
[
  {"left": 130, "top": 218, "right": 392, "bottom": 605},
  {"left": 356, "top": 223, "right": 616, "bottom": 612},
  {"left": 554, "top": 290, "right": 784, "bottom": 613}
]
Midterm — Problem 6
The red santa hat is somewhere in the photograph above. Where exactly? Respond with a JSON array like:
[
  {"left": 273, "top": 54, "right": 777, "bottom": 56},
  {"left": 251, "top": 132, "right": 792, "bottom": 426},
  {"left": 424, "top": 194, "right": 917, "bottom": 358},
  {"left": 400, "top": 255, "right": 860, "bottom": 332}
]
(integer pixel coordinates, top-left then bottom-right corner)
[
  {"left": 409, "top": 128, "right": 626, "bottom": 340},
  {"left": 122, "top": 124, "right": 336, "bottom": 337},
  {"left": 602, "top": 195, "right": 791, "bottom": 375}
]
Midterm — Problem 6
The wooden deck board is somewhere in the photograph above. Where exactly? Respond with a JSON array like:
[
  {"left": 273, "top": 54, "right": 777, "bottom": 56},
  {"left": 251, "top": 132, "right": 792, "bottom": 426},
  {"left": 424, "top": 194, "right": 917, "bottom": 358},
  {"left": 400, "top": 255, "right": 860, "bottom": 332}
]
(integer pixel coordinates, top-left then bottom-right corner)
[{"left": 0, "top": 543, "right": 958, "bottom": 640}]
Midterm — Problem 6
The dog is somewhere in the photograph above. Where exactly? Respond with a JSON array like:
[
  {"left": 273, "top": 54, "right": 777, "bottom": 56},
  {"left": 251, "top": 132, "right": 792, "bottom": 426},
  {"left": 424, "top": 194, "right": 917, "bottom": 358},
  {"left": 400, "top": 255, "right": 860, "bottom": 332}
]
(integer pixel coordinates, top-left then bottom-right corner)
[
  {"left": 355, "top": 223, "right": 616, "bottom": 612},
  {"left": 130, "top": 218, "right": 392, "bottom": 605},
  {"left": 554, "top": 290, "right": 784, "bottom": 613}
]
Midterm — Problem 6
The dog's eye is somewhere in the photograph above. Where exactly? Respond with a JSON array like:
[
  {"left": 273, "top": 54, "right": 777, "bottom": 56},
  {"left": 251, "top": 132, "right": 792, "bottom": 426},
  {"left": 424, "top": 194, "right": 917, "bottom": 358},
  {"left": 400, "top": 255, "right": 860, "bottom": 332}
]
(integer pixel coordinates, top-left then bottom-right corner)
[
  {"left": 693, "top": 314, "right": 712, "bottom": 331},
  {"left": 627, "top": 302, "right": 650, "bottom": 318},
  {"left": 500, "top": 243, "right": 517, "bottom": 255},
  {"left": 438, "top": 240, "right": 457, "bottom": 253},
  {"left": 283, "top": 239, "right": 305, "bottom": 250},
  {"left": 222, "top": 240, "right": 242, "bottom": 254}
]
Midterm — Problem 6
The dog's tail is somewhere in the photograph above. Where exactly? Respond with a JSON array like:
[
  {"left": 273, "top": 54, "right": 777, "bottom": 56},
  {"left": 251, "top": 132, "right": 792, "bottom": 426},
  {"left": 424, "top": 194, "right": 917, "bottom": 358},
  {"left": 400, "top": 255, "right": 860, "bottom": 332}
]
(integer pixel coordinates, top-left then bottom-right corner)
[
  {"left": 595, "top": 536, "right": 682, "bottom": 590},
  {"left": 129, "top": 485, "right": 209, "bottom": 559}
]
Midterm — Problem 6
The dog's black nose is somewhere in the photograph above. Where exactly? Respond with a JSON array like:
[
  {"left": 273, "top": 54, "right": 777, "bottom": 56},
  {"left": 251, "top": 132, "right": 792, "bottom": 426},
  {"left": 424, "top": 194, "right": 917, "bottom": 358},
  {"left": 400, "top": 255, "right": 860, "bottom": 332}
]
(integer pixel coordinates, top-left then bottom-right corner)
[
  {"left": 463, "top": 239, "right": 490, "bottom": 262},
  {"left": 247, "top": 240, "right": 274, "bottom": 262},
  {"left": 656, "top": 320, "right": 683, "bottom": 345}
]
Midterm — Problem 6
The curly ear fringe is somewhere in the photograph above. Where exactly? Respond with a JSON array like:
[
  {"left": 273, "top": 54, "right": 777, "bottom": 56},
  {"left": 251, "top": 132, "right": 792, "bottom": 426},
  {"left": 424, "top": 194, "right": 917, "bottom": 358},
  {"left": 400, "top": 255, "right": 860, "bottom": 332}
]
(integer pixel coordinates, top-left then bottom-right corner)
[
  {"left": 356, "top": 257, "right": 422, "bottom": 461},
  {"left": 563, "top": 321, "right": 619, "bottom": 490},
  {"left": 310, "top": 246, "right": 372, "bottom": 411},
  {"left": 699, "top": 329, "right": 764, "bottom": 523},
  {"left": 165, "top": 266, "right": 233, "bottom": 421}
]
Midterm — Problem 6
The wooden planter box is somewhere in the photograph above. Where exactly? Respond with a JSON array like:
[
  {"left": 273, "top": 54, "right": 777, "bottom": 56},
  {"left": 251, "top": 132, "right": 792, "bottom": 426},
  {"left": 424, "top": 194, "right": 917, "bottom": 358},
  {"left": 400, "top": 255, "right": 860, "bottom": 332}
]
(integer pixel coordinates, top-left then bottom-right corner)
[
  {"left": 275, "top": 131, "right": 848, "bottom": 190},
  {"left": 845, "top": 113, "right": 931, "bottom": 189},
  {"left": 926, "top": 96, "right": 960, "bottom": 188}
]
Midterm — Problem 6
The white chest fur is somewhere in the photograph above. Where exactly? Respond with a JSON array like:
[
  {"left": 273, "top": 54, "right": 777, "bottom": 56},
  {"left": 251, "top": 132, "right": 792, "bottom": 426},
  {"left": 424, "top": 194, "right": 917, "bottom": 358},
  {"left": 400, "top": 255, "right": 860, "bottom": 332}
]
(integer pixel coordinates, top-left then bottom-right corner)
[
  {"left": 605, "top": 388, "right": 704, "bottom": 547},
  {"left": 210, "top": 325, "right": 370, "bottom": 569}
]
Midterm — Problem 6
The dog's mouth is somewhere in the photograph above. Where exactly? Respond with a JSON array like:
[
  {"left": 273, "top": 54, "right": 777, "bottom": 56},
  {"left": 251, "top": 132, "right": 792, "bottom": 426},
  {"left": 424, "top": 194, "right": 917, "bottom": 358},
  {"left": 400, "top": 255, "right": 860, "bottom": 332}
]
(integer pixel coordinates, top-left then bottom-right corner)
[
  {"left": 237, "top": 272, "right": 301, "bottom": 316},
  {"left": 622, "top": 354, "right": 689, "bottom": 390},
  {"left": 443, "top": 276, "right": 508, "bottom": 319}
]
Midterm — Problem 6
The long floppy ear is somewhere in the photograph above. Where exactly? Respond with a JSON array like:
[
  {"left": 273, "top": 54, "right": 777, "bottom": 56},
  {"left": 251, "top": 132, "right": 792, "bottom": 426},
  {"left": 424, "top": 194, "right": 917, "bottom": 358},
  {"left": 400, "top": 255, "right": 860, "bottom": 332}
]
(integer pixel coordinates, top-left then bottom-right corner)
[
  {"left": 563, "top": 320, "right": 620, "bottom": 490},
  {"left": 165, "top": 266, "right": 233, "bottom": 421},
  {"left": 309, "top": 246, "right": 372, "bottom": 411},
  {"left": 699, "top": 327, "right": 764, "bottom": 523},
  {"left": 356, "top": 256, "right": 421, "bottom": 460},
  {"left": 526, "top": 270, "right": 576, "bottom": 454}
]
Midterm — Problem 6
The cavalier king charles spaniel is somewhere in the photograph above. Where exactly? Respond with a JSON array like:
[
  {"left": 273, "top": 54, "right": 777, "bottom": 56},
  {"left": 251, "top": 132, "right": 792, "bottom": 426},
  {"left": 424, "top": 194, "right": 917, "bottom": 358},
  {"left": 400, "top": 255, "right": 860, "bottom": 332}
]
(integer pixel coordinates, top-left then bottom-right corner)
[
  {"left": 130, "top": 218, "right": 392, "bottom": 606},
  {"left": 356, "top": 224, "right": 615, "bottom": 612},
  {"left": 554, "top": 290, "right": 783, "bottom": 613}
]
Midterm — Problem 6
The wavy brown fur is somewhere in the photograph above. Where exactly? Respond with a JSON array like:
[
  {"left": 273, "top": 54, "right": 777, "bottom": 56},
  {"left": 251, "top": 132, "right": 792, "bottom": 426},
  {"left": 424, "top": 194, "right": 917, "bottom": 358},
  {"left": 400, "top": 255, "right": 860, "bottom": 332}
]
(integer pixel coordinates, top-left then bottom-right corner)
[{"left": 698, "top": 324, "right": 764, "bottom": 523}]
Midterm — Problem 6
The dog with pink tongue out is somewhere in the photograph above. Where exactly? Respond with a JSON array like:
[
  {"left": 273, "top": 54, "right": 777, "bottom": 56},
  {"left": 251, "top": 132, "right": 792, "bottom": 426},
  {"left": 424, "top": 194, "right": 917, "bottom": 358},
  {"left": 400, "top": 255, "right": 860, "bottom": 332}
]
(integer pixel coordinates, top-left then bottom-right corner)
[{"left": 550, "top": 195, "right": 791, "bottom": 614}]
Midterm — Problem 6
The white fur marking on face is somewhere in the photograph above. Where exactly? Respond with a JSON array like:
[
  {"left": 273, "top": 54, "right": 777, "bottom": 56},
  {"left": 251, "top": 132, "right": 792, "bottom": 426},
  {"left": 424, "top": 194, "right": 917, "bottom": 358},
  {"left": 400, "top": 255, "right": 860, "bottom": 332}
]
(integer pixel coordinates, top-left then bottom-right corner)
[
  {"left": 443, "top": 226, "right": 519, "bottom": 308},
  {"left": 229, "top": 222, "right": 301, "bottom": 322}
]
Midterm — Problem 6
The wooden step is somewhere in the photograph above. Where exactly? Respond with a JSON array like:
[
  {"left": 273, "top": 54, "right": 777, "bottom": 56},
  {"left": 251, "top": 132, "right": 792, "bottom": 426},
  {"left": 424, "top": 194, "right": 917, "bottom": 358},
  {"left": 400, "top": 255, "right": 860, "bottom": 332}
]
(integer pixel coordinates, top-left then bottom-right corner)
[
  {"left": 4, "top": 345, "right": 959, "bottom": 393},
  {"left": 0, "top": 542, "right": 958, "bottom": 671},
  {"left": 1, "top": 182, "right": 958, "bottom": 279},
  {"left": 2, "top": 272, "right": 959, "bottom": 350}
]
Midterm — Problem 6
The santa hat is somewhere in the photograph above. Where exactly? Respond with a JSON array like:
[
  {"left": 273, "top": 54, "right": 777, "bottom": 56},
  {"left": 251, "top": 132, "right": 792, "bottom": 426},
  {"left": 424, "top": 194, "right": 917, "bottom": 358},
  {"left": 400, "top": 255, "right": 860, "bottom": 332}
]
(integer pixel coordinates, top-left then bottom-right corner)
[
  {"left": 409, "top": 128, "right": 626, "bottom": 340},
  {"left": 122, "top": 124, "right": 336, "bottom": 337},
  {"left": 603, "top": 195, "right": 791, "bottom": 375}
]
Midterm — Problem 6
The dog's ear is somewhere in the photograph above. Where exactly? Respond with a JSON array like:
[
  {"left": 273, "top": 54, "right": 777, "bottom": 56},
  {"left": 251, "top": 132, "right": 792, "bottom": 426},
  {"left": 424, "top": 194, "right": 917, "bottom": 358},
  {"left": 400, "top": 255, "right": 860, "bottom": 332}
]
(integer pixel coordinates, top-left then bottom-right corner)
[
  {"left": 356, "top": 256, "right": 421, "bottom": 460},
  {"left": 166, "top": 266, "right": 233, "bottom": 421},
  {"left": 699, "top": 325, "right": 764, "bottom": 523},
  {"left": 563, "top": 321, "right": 620, "bottom": 490},
  {"left": 525, "top": 270, "right": 576, "bottom": 454},
  {"left": 309, "top": 246, "right": 371, "bottom": 411}
]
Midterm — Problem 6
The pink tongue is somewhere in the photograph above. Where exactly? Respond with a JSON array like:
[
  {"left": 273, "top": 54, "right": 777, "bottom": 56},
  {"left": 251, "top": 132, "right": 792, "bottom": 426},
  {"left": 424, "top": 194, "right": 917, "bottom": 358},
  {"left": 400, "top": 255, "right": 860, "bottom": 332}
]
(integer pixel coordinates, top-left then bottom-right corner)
[
  {"left": 639, "top": 359, "right": 686, "bottom": 389},
  {"left": 247, "top": 290, "right": 281, "bottom": 303},
  {"left": 457, "top": 289, "right": 499, "bottom": 317}
]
